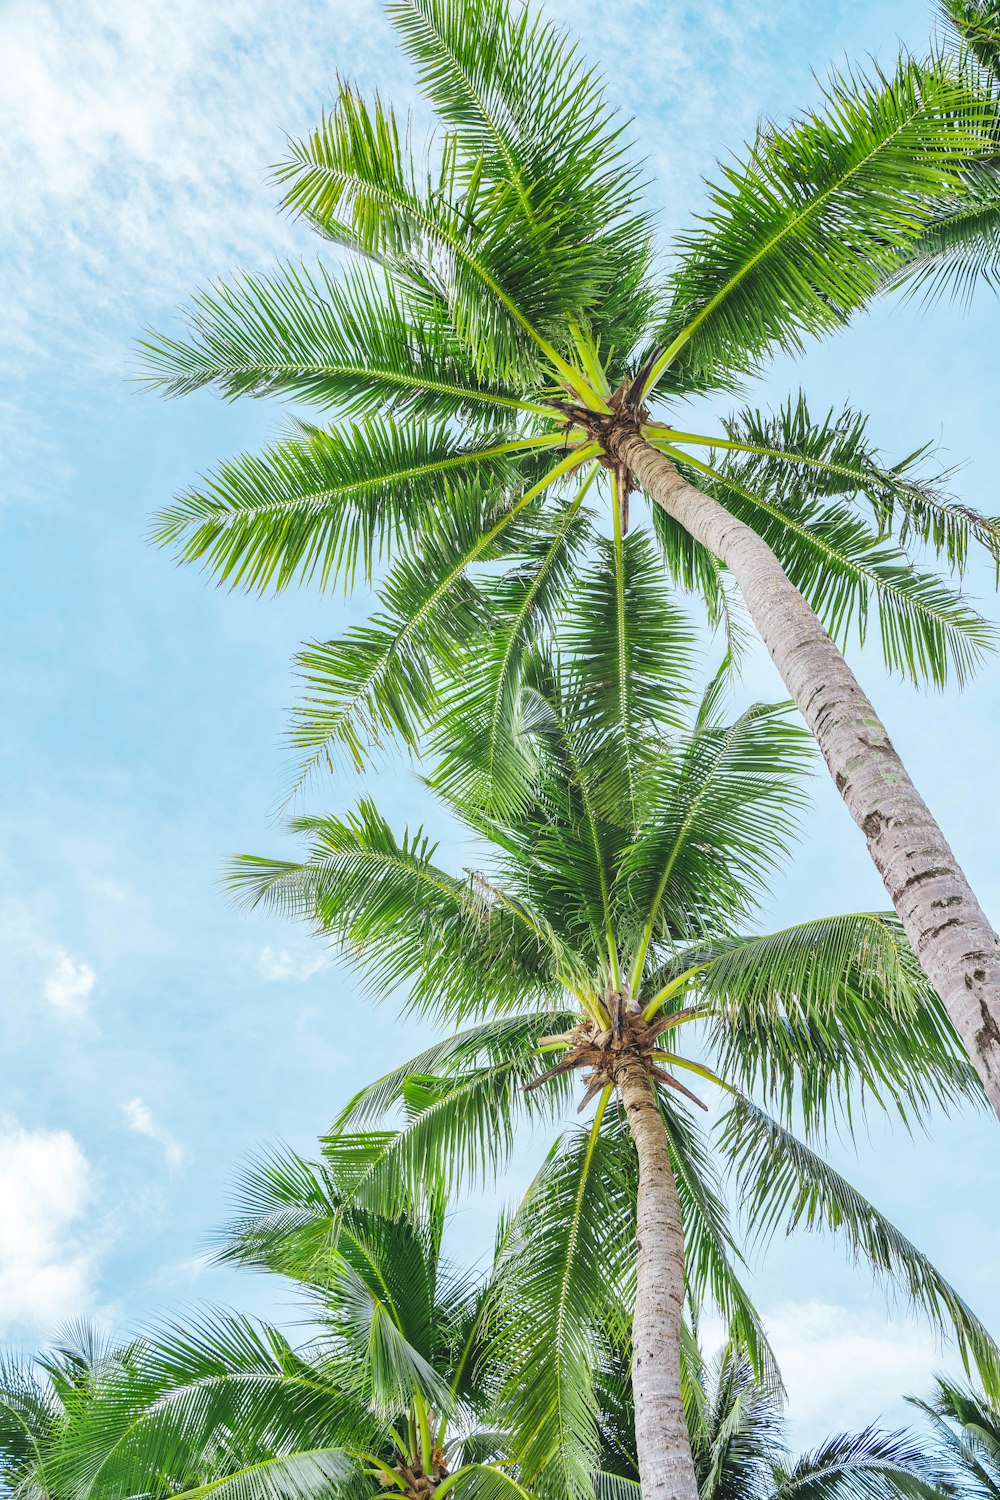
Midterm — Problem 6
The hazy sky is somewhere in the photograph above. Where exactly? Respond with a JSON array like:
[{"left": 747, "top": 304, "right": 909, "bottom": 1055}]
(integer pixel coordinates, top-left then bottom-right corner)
[{"left": 3, "top": 0, "right": 1000, "bottom": 1450}]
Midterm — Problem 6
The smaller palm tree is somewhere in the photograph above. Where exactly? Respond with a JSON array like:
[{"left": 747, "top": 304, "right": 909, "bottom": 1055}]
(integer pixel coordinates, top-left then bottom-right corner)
[
  {"left": 909, "top": 1375, "right": 1000, "bottom": 1497},
  {"left": 0, "top": 1155, "right": 522, "bottom": 1500},
  {"left": 233, "top": 642, "right": 999, "bottom": 1500}
]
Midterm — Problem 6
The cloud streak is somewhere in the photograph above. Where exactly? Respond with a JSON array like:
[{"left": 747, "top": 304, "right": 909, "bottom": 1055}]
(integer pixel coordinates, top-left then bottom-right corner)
[
  {"left": 43, "top": 947, "right": 96, "bottom": 1019},
  {"left": 122, "top": 1097, "right": 184, "bottom": 1171}
]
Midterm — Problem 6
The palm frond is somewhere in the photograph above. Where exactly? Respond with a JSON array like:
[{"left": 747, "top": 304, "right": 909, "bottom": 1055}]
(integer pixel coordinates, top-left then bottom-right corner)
[
  {"left": 487, "top": 1114, "right": 634, "bottom": 1500},
  {"left": 648, "top": 56, "right": 996, "bottom": 394},
  {"left": 151, "top": 416, "right": 532, "bottom": 594},
  {"left": 696, "top": 912, "right": 984, "bottom": 1134},
  {"left": 721, "top": 1096, "right": 1000, "bottom": 1397},
  {"left": 772, "top": 1426, "right": 944, "bottom": 1500},
  {"left": 664, "top": 444, "right": 996, "bottom": 689},
  {"left": 226, "top": 802, "right": 564, "bottom": 1019},
  {"left": 138, "top": 260, "right": 533, "bottom": 422}
]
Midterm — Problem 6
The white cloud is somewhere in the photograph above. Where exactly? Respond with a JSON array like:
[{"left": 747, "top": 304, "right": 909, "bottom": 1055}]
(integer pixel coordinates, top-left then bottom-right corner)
[
  {"left": 703, "top": 1299, "right": 945, "bottom": 1447},
  {"left": 257, "top": 944, "right": 325, "bottom": 983},
  {"left": 0, "top": 1121, "right": 99, "bottom": 1336},
  {"left": 122, "top": 1097, "right": 184, "bottom": 1171},
  {"left": 43, "top": 947, "right": 96, "bottom": 1018}
]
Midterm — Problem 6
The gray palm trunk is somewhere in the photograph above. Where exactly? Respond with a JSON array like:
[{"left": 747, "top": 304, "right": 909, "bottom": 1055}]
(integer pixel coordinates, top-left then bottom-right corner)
[
  {"left": 618, "top": 1060, "right": 699, "bottom": 1500},
  {"left": 610, "top": 426, "right": 1000, "bottom": 1116}
]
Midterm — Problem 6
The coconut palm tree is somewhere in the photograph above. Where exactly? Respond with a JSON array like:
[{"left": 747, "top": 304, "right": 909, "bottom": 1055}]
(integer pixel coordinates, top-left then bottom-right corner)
[
  {"left": 231, "top": 632, "right": 998, "bottom": 1500},
  {"left": 909, "top": 1374, "right": 1000, "bottom": 1495},
  {"left": 0, "top": 1153, "right": 528, "bottom": 1500},
  {"left": 597, "top": 1335, "right": 942, "bottom": 1500},
  {"left": 141, "top": 0, "right": 1000, "bottom": 1109}
]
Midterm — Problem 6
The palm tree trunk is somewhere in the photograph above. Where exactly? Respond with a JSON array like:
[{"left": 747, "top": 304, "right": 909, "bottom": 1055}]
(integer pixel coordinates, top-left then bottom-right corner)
[
  {"left": 610, "top": 427, "right": 1000, "bottom": 1116},
  {"left": 618, "top": 1060, "right": 699, "bottom": 1500}
]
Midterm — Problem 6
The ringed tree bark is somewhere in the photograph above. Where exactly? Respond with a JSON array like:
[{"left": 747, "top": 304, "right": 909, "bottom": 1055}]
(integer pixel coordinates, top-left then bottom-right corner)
[
  {"left": 617, "top": 1059, "right": 699, "bottom": 1500},
  {"left": 608, "top": 421, "right": 1000, "bottom": 1116}
]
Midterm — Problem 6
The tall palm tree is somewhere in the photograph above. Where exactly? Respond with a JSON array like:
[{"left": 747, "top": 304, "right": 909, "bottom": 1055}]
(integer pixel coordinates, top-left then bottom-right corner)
[
  {"left": 0, "top": 1155, "right": 527, "bottom": 1500},
  {"left": 232, "top": 637, "right": 999, "bottom": 1500},
  {"left": 141, "top": 0, "right": 1000, "bottom": 1109},
  {"left": 598, "top": 1336, "right": 942, "bottom": 1500},
  {"left": 909, "top": 1373, "right": 1000, "bottom": 1496}
]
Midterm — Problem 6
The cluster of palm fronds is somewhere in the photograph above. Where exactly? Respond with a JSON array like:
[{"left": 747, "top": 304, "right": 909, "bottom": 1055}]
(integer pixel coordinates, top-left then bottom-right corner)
[
  {"left": 8, "top": 0, "right": 1000, "bottom": 1495},
  {"left": 3, "top": 1145, "right": 996, "bottom": 1500}
]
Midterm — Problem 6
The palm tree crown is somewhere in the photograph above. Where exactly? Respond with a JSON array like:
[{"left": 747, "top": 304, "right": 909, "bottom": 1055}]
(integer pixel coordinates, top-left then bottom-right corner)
[
  {"left": 0, "top": 1161, "right": 527, "bottom": 1500},
  {"left": 142, "top": 0, "right": 1000, "bottom": 791},
  {"left": 232, "top": 629, "right": 998, "bottom": 1498}
]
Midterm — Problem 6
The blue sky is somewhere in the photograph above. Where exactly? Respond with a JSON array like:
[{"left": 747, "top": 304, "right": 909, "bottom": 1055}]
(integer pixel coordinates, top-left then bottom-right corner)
[{"left": 3, "top": 0, "right": 1000, "bottom": 1451}]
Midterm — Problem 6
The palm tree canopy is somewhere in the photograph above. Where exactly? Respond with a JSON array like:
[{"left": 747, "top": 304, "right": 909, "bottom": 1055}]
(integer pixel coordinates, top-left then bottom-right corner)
[
  {"left": 140, "top": 0, "right": 1000, "bottom": 790},
  {"left": 230, "top": 634, "right": 998, "bottom": 1494},
  {"left": 0, "top": 1156, "right": 532, "bottom": 1500}
]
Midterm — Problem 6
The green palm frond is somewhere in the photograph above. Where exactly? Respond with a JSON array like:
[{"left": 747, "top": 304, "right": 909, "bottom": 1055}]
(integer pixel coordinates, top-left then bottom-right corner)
[
  {"left": 647, "top": 56, "right": 996, "bottom": 395},
  {"left": 909, "top": 1373, "right": 1000, "bottom": 1496},
  {"left": 227, "top": 802, "right": 566, "bottom": 1018},
  {"left": 44, "top": 1310, "right": 376, "bottom": 1500},
  {"left": 151, "top": 416, "right": 539, "bottom": 594},
  {"left": 771, "top": 1426, "right": 944, "bottom": 1500},
  {"left": 560, "top": 532, "right": 697, "bottom": 822},
  {"left": 938, "top": 0, "right": 1000, "bottom": 79},
  {"left": 429, "top": 485, "right": 597, "bottom": 818},
  {"left": 694, "top": 912, "right": 984, "bottom": 1133},
  {"left": 274, "top": 85, "right": 576, "bottom": 383},
  {"left": 688, "top": 1343, "right": 785, "bottom": 1500},
  {"left": 487, "top": 1112, "right": 633, "bottom": 1500},
  {"left": 657, "top": 444, "right": 996, "bottom": 689},
  {"left": 386, "top": 0, "right": 655, "bottom": 359},
  {"left": 322, "top": 1046, "right": 570, "bottom": 1218},
  {"left": 890, "top": 157, "right": 1000, "bottom": 307},
  {"left": 623, "top": 703, "right": 812, "bottom": 971},
  {"left": 721, "top": 1096, "right": 1000, "bottom": 1397},
  {"left": 680, "top": 394, "right": 1000, "bottom": 573},
  {"left": 137, "top": 260, "right": 536, "bottom": 422}
]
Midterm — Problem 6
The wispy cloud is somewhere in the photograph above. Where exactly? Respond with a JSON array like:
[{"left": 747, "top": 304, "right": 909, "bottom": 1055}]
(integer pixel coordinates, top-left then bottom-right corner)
[
  {"left": 0, "top": 1120, "right": 100, "bottom": 1336},
  {"left": 257, "top": 944, "right": 325, "bottom": 983},
  {"left": 122, "top": 1097, "right": 184, "bottom": 1171},
  {"left": 43, "top": 947, "right": 96, "bottom": 1019}
]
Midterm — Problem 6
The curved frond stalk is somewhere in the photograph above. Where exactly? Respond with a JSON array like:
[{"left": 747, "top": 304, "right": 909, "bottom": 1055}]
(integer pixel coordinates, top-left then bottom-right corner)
[
  {"left": 652, "top": 441, "right": 996, "bottom": 689},
  {"left": 721, "top": 1096, "right": 1000, "bottom": 1397},
  {"left": 644, "top": 56, "right": 997, "bottom": 396},
  {"left": 152, "top": 420, "right": 557, "bottom": 595},
  {"left": 138, "top": 260, "right": 544, "bottom": 420}
]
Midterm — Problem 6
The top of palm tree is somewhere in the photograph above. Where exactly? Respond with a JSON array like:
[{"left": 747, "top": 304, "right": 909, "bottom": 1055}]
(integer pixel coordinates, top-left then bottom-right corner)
[{"left": 139, "top": 0, "right": 1000, "bottom": 793}]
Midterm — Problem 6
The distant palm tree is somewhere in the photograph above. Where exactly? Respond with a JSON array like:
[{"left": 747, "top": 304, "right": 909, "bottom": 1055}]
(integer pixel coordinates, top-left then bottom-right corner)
[
  {"left": 910, "top": 1373, "right": 1000, "bottom": 1496},
  {"left": 598, "top": 1336, "right": 941, "bottom": 1500},
  {"left": 233, "top": 631, "right": 997, "bottom": 1500},
  {"left": 142, "top": 0, "right": 1000, "bottom": 1110},
  {"left": 0, "top": 1155, "right": 523, "bottom": 1500}
]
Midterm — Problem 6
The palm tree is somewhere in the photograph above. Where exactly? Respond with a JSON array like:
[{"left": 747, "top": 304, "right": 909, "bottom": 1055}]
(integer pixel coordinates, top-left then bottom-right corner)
[
  {"left": 231, "top": 637, "right": 999, "bottom": 1500},
  {"left": 0, "top": 1154, "right": 529, "bottom": 1500},
  {"left": 141, "top": 0, "right": 1000, "bottom": 1109},
  {"left": 598, "top": 1336, "right": 942, "bottom": 1500},
  {"left": 909, "top": 1374, "right": 1000, "bottom": 1495}
]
